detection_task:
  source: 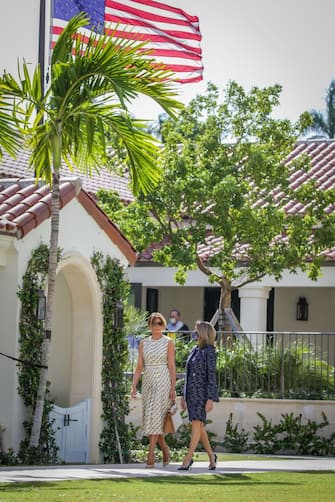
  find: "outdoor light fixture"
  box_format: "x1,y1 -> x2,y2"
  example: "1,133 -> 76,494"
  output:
36,289 -> 46,321
114,300 -> 124,329
296,297 -> 308,321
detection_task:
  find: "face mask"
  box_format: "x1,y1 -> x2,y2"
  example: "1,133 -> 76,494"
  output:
169,317 -> 177,325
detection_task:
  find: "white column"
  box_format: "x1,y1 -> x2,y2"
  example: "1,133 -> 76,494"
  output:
238,286 -> 271,346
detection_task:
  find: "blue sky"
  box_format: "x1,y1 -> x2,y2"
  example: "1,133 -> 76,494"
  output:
130,0 -> 335,123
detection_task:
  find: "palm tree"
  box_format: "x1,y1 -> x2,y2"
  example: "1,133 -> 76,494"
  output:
0,13 -> 183,448
0,93 -> 22,159
305,79 -> 335,138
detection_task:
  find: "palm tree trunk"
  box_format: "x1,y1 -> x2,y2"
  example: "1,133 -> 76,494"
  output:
29,136 -> 61,447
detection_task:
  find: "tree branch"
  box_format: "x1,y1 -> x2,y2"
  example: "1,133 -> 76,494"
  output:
235,272 -> 267,289
196,254 -> 214,277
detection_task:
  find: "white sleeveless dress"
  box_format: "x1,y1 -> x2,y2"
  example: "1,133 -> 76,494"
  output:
142,335 -> 171,435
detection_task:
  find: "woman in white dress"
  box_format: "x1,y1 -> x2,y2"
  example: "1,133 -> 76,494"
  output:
131,312 -> 176,467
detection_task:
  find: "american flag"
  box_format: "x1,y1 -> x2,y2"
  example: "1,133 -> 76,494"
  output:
52,0 -> 203,84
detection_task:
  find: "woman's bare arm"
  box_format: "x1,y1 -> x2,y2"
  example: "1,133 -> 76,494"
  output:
167,339 -> 176,401
131,340 -> 144,398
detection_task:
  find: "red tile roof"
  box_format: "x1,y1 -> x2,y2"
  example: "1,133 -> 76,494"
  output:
0,179 -> 79,238
0,179 -> 136,264
0,150 -> 134,202
1,140 -> 335,264
137,139 -> 335,264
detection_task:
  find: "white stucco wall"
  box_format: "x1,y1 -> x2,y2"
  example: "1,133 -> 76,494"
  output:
48,271 -> 73,407
0,195 -> 131,455
274,287 -> 335,332
143,286 -> 203,330
127,265 -> 335,288
0,240 -> 21,452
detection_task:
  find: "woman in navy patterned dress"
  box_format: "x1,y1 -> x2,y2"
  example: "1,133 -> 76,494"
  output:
178,321 -> 219,471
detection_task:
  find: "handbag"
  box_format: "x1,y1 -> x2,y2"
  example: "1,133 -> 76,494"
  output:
163,401 -> 182,434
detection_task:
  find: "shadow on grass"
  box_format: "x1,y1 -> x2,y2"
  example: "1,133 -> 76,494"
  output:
0,474 -> 292,492
0,471 -> 334,493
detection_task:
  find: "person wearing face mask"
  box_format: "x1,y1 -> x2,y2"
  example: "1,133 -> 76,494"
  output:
167,309 -> 189,339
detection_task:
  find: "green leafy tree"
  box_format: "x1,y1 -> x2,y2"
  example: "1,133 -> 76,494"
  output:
99,82 -> 335,330
0,13 -> 182,448
304,79 -> 335,138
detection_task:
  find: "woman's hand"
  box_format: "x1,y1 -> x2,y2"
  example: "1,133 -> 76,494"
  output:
130,384 -> 137,398
180,396 -> 187,411
205,399 -> 214,413
169,388 -> 176,401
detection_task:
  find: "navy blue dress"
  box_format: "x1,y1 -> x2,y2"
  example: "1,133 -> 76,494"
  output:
183,345 -> 219,422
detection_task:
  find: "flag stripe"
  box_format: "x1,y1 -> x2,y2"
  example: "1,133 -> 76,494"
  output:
104,28 -> 202,54
122,0 -> 200,23
51,0 -> 203,83
105,0 -> 200,32
105,14 -> 201,41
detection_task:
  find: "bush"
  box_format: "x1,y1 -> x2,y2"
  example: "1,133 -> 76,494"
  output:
223,413 -> 249,452
252,411 -> 335,456
216,340 -> 335,400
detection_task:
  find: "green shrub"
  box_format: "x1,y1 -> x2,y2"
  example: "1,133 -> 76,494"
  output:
223,413 -> 249,452
252,411 -> 335,456
217,340 -> 335,400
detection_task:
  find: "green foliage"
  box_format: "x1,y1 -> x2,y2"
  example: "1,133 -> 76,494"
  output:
223,413 -> 249,453
252,412 -> 335,456
0,449 -> 18,466
252,413 -> 282,454
17,245 -> 49,405
124,305 -> 149,338
0,91 -> 22,158
99,81 -> 335,303
216,340 -> 335,400
91,251 -> 131,463
304,79 -> 335,139
15,244 -> 60,464
18,394 -> 59,465
175,339 -> 196,373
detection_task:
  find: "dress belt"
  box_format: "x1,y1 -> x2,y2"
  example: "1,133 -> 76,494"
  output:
146,363 -> 168,367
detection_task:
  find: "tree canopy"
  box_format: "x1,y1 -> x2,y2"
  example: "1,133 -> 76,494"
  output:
99,82 -> 335,311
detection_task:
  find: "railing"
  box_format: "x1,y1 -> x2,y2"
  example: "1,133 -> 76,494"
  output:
127,331 -> 335,400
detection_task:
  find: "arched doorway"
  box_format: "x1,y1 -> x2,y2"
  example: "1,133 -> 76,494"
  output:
48,254 -> 103,463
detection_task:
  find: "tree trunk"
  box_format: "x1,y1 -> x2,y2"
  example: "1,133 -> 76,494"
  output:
217,278 -> 232,346
29,137 -> 61,448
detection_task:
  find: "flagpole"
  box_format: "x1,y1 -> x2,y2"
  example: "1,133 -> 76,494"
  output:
38,0 -> 46,96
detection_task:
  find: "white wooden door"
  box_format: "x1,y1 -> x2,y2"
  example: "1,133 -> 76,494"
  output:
51,399 -> 90,463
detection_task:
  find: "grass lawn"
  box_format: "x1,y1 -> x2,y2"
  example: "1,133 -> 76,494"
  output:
0,472 -> 334,501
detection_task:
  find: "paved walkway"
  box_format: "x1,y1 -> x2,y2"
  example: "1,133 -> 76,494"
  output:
0,457 -> 334,483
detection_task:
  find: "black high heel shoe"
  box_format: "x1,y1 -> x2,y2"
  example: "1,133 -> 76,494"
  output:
177,459 -> 193,471
208,453 -> 217,471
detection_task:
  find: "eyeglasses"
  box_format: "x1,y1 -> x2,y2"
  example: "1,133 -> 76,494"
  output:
151,321 -> 163,326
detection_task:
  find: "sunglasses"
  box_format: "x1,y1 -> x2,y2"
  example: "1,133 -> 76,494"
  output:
151,321 -> 163,326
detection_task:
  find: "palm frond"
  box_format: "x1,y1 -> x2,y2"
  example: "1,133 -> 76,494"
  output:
304,110 -> 329,139
51,12 -> 90,66
0,98 -> 22,157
